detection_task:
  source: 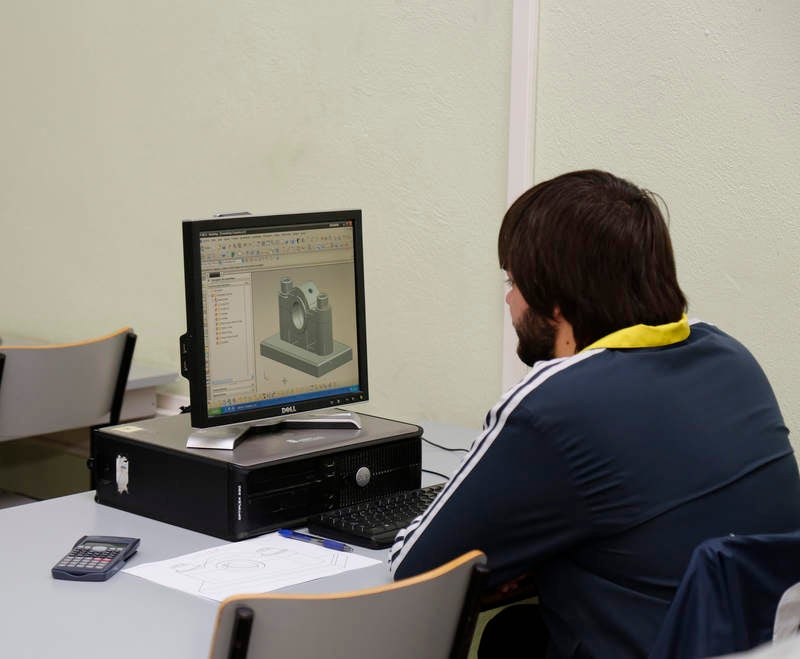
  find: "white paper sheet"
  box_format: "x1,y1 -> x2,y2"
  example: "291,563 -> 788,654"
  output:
123,533 -> 382,602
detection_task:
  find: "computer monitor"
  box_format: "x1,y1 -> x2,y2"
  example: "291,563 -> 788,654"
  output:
180,210 -> 368,447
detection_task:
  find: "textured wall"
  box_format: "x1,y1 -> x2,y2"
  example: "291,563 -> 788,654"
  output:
533,1 -> 800,447
0,1 -> 511,430
2,1 -> 797,441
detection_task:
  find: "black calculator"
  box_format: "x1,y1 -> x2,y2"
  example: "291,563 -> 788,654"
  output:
51,535 -> 140,582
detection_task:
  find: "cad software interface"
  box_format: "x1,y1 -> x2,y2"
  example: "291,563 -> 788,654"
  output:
199,219 -> 360,418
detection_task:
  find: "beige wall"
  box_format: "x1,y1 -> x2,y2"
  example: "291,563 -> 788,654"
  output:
1,1 -> 798,444
0,1 -> 512,430
532,1 -> 800,446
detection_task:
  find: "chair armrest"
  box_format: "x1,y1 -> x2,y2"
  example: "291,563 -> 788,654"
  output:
480,571 -> 539,610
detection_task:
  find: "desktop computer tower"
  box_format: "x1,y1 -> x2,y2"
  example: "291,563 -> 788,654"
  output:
90,412 -> 422,541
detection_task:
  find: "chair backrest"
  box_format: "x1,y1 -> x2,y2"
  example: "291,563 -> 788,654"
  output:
208,549 -> 489,659
0,327 -> 136,441
773,581 -> 800,642
649,530 -> 800,659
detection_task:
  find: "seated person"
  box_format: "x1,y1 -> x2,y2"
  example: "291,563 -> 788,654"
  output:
388,170 -> 800,658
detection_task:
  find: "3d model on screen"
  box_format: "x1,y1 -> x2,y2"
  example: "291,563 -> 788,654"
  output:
260,277 -> 353,377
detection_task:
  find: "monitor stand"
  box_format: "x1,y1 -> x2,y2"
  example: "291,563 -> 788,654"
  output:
185,410 -> 362,450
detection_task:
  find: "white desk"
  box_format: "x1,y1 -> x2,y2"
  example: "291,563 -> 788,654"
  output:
120,362 -> 180,420
0,422 -> 475,659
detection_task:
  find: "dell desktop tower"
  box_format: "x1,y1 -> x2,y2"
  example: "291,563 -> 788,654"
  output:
90,412 -> 422,541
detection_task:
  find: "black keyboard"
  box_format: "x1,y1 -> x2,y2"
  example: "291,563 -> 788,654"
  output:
307,483 -> 444,549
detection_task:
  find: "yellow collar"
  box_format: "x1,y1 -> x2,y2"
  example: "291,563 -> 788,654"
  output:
581,314 -> 690,352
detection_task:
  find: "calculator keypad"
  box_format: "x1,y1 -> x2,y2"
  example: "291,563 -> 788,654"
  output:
56,544 -> 123,572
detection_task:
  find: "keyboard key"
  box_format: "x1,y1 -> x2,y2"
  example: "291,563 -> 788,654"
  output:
307,483 -> 444,549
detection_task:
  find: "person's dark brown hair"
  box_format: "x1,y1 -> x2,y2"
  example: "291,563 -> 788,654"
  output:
498,169 -> 687,350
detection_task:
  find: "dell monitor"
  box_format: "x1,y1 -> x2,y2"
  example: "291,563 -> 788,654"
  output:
180,210 -> 368,448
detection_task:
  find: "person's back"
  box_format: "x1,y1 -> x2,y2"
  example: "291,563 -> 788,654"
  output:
524,320 -> 800,656
387,170 -> 800,658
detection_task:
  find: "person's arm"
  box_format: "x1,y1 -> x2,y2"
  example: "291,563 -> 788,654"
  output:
389,403 -> 593,589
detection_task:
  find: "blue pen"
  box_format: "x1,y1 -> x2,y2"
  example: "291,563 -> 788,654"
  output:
278,529 -> 354,552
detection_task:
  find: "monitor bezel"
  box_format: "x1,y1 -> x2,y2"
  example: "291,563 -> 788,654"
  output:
181,209 -> 368,430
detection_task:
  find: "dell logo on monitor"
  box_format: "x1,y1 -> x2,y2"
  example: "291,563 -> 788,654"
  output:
281,406 -> 297,415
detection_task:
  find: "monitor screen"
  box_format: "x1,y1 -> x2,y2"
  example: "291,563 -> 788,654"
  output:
180,210 -> 368,431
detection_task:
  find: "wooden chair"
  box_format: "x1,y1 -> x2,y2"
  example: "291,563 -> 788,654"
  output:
0,327 -> 136,441
208,549 -> 489,659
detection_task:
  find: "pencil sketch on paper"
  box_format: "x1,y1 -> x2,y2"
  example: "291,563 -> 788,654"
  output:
123,533 -> 381,602
170,543 -> 349,598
